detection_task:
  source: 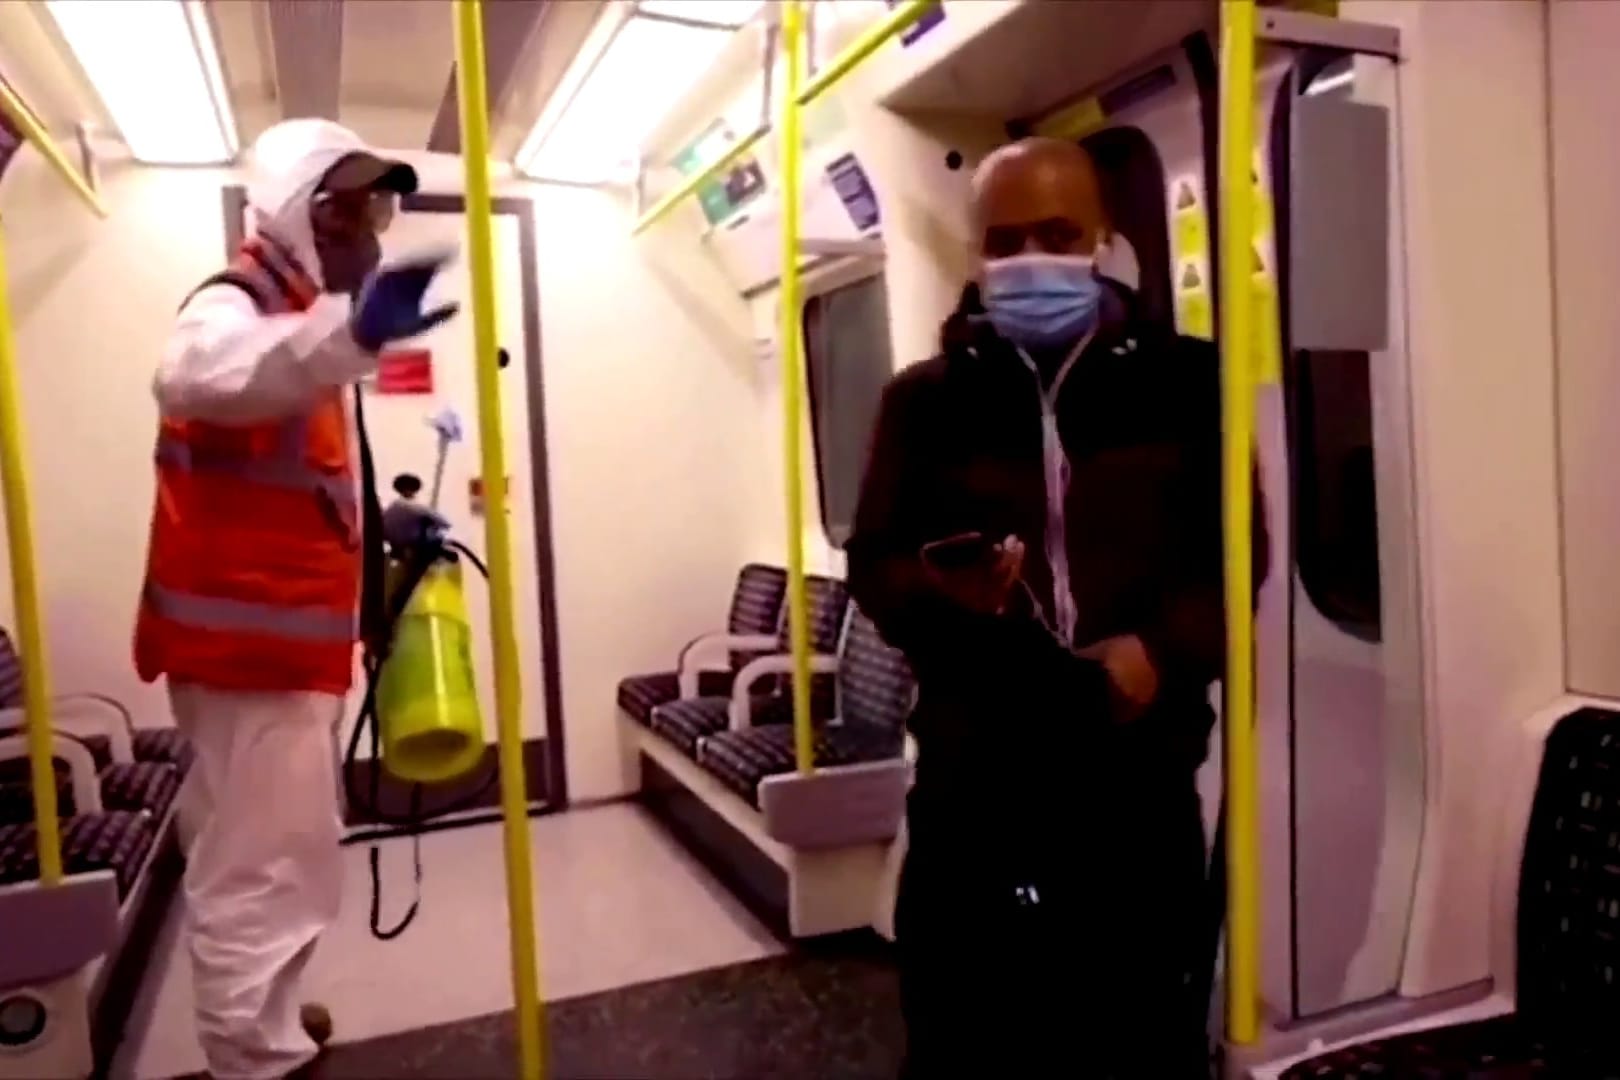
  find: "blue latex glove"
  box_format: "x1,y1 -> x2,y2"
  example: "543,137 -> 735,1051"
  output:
350,254 -> 460,353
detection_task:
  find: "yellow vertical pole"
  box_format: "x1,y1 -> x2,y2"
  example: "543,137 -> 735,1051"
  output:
451,3 -> 545,1077
1218,0 -> 1260,1046
0,227 -> 63,886
778,0 -> 813,774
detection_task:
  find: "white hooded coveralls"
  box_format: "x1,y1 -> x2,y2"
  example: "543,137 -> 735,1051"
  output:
156,119 -> 386,1080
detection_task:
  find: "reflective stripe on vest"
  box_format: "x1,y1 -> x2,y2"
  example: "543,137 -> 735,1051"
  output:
144,583 -> 354,642
135,235 -> 358,692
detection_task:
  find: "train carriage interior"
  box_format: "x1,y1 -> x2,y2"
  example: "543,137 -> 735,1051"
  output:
0,0 -> 1618,1077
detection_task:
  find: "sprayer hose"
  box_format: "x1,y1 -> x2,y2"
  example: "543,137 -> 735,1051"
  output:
344,540 -> 501,939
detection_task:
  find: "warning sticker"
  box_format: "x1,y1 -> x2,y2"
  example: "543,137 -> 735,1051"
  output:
1252,192 -> 1273,243
1176,212 -> 1207,262
1038,95 -> 1105,141
1167,172 -> 1213,341
1253,277 -> 1282,385
1180,292 -> 1214,342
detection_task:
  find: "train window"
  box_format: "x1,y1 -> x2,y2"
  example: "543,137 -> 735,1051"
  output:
1289,349 -> 1381,640
803,274 -> 894,547
1079,126 -> 1173,327
1279,58 -> 1383,643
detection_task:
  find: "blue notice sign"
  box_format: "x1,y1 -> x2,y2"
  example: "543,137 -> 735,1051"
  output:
0,81 -> 22,181
887,0 -> 945,46
826,153 -> 880,232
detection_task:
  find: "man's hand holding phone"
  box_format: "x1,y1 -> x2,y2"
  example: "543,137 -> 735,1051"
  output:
919,532 -> 1025,615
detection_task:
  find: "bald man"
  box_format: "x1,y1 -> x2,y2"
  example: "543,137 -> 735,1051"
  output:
848,138 -> 1266,1076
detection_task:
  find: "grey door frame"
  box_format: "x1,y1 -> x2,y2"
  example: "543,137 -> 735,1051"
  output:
221,186 -> 571,810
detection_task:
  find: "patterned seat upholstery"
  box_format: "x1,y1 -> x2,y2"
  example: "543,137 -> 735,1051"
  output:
698,610 -> 912,808
0,630 -> 20,712
618,671 -> 734,727
0,810 -> 157,898
30,728 -> 194,773
0,627 -> 192,771
700,723 -> 905,809
616,564 -> 788,726
0,764 -> 68,825
649,694 -> 794,759
1282,707 -> 1620,1079
765,575 -> 850,718
0,758 -> 182,822
132,728 -> 193,769
835,613 -> 917,735
100,761 -> 182,818
650,697 -> 731,756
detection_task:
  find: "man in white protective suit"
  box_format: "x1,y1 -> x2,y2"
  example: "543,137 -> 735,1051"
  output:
133,118 -> 458,1079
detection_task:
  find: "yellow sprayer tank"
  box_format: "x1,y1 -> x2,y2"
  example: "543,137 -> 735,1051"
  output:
375,557 -> 486,784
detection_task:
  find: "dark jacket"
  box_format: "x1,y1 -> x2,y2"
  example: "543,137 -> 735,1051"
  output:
847,281 -> 1268,831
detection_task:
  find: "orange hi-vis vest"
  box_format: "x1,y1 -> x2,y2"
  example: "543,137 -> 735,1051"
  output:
134,237 -> 361,694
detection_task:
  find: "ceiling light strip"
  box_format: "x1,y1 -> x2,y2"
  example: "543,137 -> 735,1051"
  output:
182,0 -> 238,155
45,0 -> 238,166
516,2 -> 752,184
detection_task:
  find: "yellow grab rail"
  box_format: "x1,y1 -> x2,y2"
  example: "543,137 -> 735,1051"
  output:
796,0 -> 932,107
0,54 -> 110,889
0,80 -> 106,218
0,226 -> 63,886
1217,0 -> 1260,1046
451,3 -> 545,1077
631,126 -> 766,237
776,0 -> 814,774
631,0 -> 931,236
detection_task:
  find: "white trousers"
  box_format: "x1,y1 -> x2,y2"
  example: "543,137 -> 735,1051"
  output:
169,682 -> 345,1080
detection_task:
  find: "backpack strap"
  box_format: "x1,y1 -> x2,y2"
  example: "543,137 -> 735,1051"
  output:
179,236 -> 317,315
180,269 -> 276,315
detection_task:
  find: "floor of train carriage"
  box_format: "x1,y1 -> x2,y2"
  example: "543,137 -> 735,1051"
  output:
114,803 -> 904,1080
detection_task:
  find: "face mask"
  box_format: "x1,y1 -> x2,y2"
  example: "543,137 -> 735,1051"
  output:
981,253 -> 1102,349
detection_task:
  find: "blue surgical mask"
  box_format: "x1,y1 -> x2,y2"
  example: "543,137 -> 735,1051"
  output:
981,253 -> 1102,349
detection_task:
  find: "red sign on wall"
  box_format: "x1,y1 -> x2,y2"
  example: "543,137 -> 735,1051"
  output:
376,349 -> 434,394
468,475 -> 510,517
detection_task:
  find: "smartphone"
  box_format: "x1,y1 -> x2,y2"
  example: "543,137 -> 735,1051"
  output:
920,531 -> 1001,572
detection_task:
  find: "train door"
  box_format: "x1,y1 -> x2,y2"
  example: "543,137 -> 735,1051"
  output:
1076,47 -> 1209,341
1255,41 -> 1419,1020
1055,37 -> 1232,1014
353,201 -> 560,810
1064,28 -> 1416,1027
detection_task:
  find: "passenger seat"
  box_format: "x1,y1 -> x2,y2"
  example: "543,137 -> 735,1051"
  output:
697,609 -> 913,807
1280,707 -> 1620,1078
0,629 -> 191,769
0,811 -> 157,900
616,563 -> 788,726
648,574 -> 849,758
0,629 -> 189,828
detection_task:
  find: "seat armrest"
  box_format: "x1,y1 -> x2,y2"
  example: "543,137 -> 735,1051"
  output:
730,654 -> 840,730
677,633 -> 780,698
0,732 -> 103,814
0,698 -> 134,763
